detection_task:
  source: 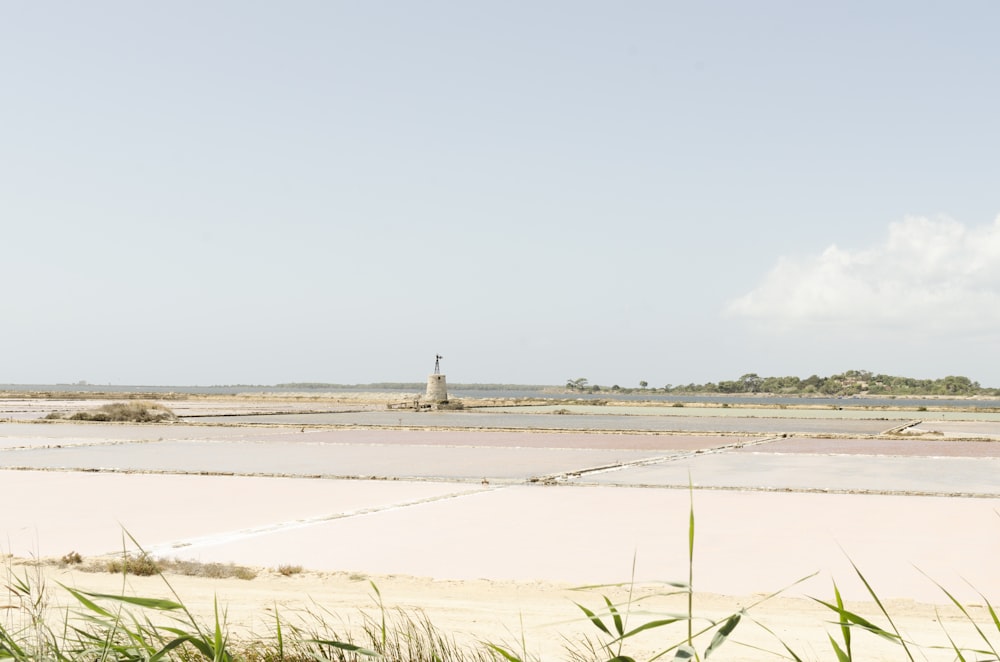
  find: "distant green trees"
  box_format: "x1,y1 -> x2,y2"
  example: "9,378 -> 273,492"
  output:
563,371 -> 995,396
662,370 -> 995,397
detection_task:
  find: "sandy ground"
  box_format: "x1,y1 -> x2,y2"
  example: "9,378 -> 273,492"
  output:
8,561 -> 992,661
3,395 -> 1000,660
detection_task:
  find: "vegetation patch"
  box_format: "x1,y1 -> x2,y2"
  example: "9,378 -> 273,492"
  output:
104,552 -> 161,576
70,555 -> 258,580
567,369 -> 1000,396
163,558 -> 259,580
46,401 -> 178,423
59,551 -> 83,566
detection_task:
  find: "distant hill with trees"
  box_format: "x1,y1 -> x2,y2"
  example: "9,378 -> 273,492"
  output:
567,370 -> 999,397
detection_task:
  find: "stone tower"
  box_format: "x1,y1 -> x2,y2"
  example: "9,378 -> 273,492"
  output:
425,354 -> 448,403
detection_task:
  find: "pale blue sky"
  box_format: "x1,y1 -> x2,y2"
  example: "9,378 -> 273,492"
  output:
3,2 -> 999,387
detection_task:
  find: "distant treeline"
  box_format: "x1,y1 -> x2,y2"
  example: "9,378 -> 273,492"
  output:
275,382 -> 545,391
568,370 -> 999,396
277,372 -> 998,397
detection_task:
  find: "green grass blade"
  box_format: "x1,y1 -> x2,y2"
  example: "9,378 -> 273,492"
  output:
746,616 -> 806,662
7,572 -> 31,597
621,551 -> 638,649
703,611 -> 741,658
810,598 -> 901,643
574,602 -> 612,637
847,559 -> 915,661
739,572 -> 819,613
518,610 -> 528,662
149,636 -> 195,662
370,580 -> 387,650
919,569 -> 999,659
184,636 -> 215,659
212,596 -> 228,662
120,526 -> 215,648
72,589 -> 183,611
672,644 -> 696,660
834,582 -> 851,659
0,627 -> 28,661
59,585 -> 115,618
827,634 -> 850,662
306,638 -> 381,657
984,598 -> 1000,634
604,596 -> 624,637
649,615 -> 746,662
119,612 -> 157,654
158,626 -> 190,637
936,613 -> 968,662
687,477 -> 695,648
485,642 -> 523,662
274,603 -> 284,661
617,618 -> 684,641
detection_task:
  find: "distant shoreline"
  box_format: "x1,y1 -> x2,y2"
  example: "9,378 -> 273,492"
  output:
1,383 -> 997,397
4,385 -> 1000,413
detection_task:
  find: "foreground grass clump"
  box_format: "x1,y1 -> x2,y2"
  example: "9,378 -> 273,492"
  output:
46,401 -> 177,422
2,558 -> 492,662
5,509 -> 1000,662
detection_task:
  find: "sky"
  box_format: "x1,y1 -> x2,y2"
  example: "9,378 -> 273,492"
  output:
2,2 -> 999,387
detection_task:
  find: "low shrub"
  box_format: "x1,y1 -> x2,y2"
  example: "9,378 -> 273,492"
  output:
166,559 -> 258,580
106,552 -> 160,576
60,551 -> 82,565
68,401 -> 177,423
85,556 -> 258,580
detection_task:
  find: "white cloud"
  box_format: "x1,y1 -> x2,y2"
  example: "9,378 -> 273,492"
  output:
726,215 -> 1000,335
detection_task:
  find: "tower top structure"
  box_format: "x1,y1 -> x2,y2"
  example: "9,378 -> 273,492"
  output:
426,354 -> 448,403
